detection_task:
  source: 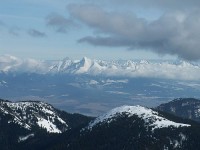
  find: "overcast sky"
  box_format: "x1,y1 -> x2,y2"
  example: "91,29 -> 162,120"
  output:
0,0 -> 200,60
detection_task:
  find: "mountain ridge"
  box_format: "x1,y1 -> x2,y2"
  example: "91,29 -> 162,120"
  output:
156,98 -> 200,123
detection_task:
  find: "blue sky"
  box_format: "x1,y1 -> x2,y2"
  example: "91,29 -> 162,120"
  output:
0,0 -> 200,60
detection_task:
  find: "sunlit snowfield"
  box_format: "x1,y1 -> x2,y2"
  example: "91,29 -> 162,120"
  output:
1,55 -> 200,116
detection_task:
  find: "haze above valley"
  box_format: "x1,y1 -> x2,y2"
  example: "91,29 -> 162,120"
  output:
0,55 -> 200,116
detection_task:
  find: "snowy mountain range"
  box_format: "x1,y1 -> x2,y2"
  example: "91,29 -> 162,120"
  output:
1,55 -> 200,80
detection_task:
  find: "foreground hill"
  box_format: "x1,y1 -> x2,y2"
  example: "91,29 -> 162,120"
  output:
46,105 -> 200,150
0,99 -> 92,150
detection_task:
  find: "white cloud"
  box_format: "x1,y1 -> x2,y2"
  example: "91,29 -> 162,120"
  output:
66,4 -> 200,61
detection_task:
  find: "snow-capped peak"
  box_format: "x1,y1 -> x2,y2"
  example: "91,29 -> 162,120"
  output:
87,105 -> 190,131
76,57 -> 93,74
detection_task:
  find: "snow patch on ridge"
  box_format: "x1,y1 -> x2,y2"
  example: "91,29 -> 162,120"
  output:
18,133 -> 34,142
37,118 -> 61,133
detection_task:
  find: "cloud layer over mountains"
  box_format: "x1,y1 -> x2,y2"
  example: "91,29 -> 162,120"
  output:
1,55 -> 200,81
67,4 -> 200,60
2,0 -> 200,60
44,0 -> 200,60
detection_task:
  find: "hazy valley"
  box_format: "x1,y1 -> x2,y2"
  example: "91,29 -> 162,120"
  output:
1,55 -> 200,116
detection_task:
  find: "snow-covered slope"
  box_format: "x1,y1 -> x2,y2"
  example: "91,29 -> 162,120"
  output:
87,105 -> 190,131
1,55 -> 200,80
0,100 -> 68,133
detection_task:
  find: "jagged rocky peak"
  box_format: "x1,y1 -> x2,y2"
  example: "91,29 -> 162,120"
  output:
75,57 -> 93,74
87,105 -> 190,131
0,100 -> 68,133
80,57 -> 93,66
81,56 -> 91,63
